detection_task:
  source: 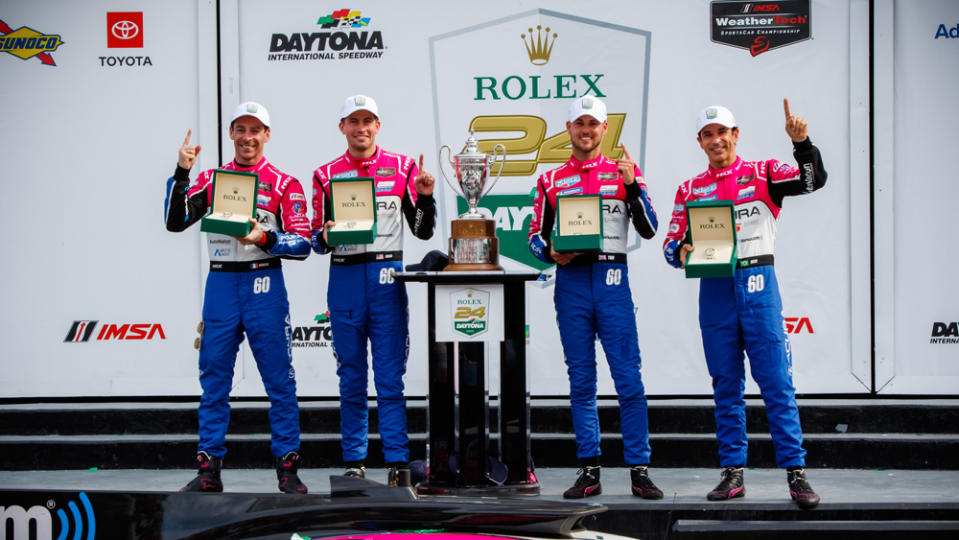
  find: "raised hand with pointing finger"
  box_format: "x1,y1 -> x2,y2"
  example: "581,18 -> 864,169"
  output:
616,146 -> 637,185
783,98 -> 808,143
178,129 -> 202,170
414,154 -> 435,196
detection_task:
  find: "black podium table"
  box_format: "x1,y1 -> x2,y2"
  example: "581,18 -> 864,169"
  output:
394,270 -> 540,495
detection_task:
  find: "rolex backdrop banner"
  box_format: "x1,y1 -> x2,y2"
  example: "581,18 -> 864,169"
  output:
873,0 -> 959,394
2,0 -> 938,399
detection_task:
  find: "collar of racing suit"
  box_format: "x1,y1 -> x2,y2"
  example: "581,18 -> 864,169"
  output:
232,156 -> 267,171
566,154 -> 605,172
343,146 -> 381,169
685,156 -> 744,200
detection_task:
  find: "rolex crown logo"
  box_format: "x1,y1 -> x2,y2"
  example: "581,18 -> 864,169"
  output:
521,25 -> 557,66
577,212 -> 584,219
233,187 -> 239,194
351,194 -> 357,201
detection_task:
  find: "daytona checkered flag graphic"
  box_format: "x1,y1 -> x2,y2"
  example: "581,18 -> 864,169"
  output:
64,320 -> 98,342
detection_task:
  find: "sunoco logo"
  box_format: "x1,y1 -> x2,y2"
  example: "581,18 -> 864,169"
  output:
710,0 -> 811,57
451,289 -> 489,337
268,9 -> 385,62
0,18 -> 63,66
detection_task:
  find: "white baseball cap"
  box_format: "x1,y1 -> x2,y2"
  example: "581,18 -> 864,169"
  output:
696,105 -> 736,134
568,96 -> 607,123
340,94 -> 379,119
231,101 -> 271,128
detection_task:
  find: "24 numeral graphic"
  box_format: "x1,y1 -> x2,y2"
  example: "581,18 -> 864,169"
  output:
468,114 -> 626,176
455,307 -> 486,319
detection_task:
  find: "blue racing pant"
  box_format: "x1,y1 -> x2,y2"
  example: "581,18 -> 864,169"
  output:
328,260 -> 410,464
197,266 -> 300,458
554,262 -> 652,465
699,264 -> 806,468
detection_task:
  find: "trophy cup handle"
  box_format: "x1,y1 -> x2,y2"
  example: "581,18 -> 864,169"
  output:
483,143 -> 507,198
438,145 -> 461,198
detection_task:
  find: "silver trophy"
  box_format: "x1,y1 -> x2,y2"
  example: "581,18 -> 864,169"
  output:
439,132 -> 506,219
438,132 -> 507,270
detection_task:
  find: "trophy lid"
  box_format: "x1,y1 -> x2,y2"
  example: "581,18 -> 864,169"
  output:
457,131 -> 487,159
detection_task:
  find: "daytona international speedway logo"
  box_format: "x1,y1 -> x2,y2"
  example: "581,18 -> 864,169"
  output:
268,8 -> 384,62
0,18 -> 64,65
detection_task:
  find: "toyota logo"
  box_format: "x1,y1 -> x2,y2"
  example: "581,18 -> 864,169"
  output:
111,20 -> 139,40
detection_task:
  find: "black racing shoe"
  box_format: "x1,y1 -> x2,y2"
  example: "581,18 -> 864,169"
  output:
707,466 -> 745,501
387,462 -> 411,487
275,451 -> 308,494
563,466 -> 602,499
787,468 -> 821,509
343,462 -> 366,479
180,451 -> 223,493
630,465 -> 664,499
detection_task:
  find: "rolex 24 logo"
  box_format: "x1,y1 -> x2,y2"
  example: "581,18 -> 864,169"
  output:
451,288 -> 489,337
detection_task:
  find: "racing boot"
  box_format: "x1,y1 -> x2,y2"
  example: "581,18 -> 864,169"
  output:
707,466 -> 745,501
276,451 -> 308,494
563,466 -> 602,499
387,462 -> 411,487
180,451 -> 223,492
787,467 -> 821,509
343,461 -> 366,478
630,465 -> 664,499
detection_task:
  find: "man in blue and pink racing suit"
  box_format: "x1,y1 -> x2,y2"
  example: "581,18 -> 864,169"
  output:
663,100 -> 827,509
166,102 -> 311,494
311,95 -> 436,484
528,96 -> 662,500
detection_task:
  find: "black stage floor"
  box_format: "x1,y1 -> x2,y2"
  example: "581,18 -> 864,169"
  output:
2,468 -> 958,539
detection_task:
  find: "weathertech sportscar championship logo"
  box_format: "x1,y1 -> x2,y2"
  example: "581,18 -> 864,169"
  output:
268,9 -> 384,62
710,0 -> 811,57
0,18 -> 63,65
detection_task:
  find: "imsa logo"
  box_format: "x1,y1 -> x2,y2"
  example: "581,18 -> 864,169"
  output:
784,316 -> 813,334
64,320 -> 166,342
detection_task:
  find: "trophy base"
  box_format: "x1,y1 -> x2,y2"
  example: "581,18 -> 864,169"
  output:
445,219 -> 502,271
